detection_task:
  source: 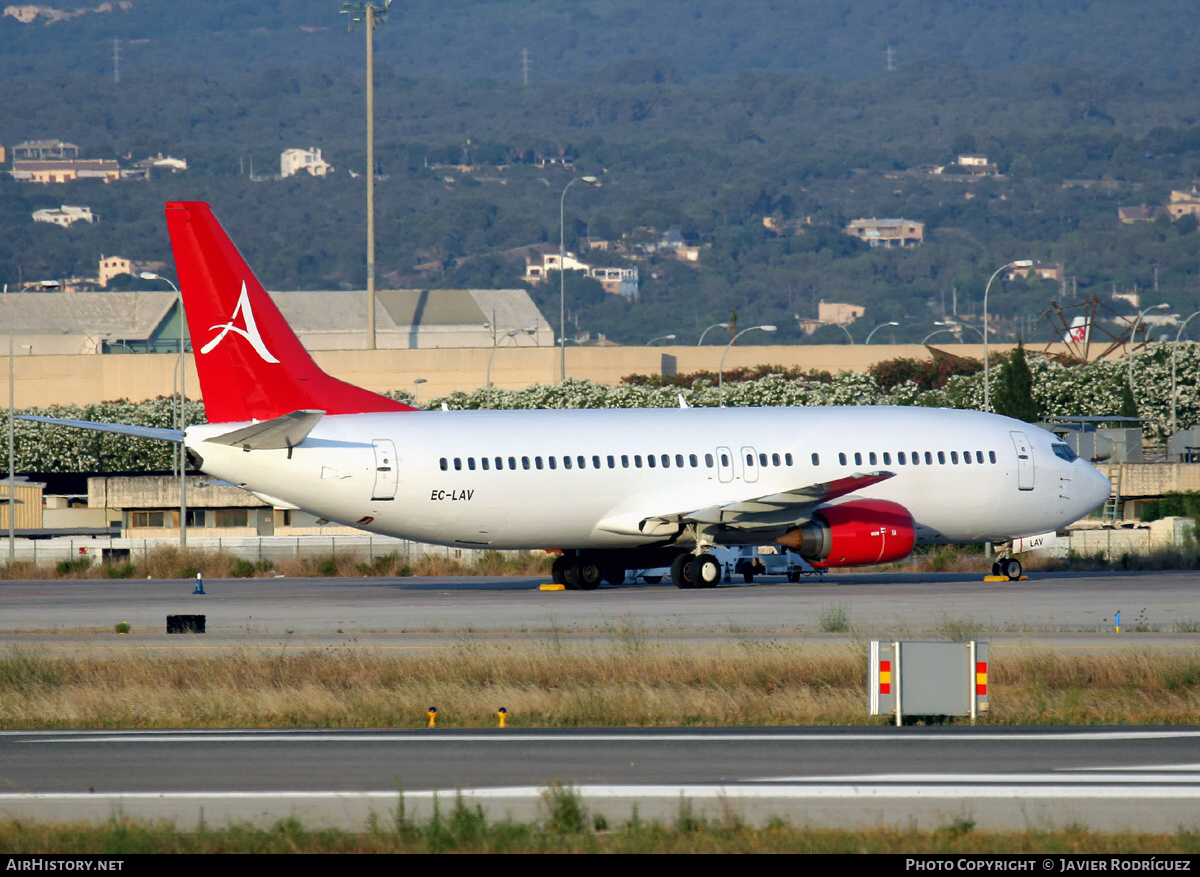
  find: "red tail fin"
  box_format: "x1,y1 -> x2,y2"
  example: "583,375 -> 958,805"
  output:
164,201 -> 414,423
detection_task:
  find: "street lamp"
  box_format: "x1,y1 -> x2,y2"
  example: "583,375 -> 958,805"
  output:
697,323 -> 729,346
719,325 -> 777,406
412,377 -> 427,408
1128,302 -> 1169,409
559,175 -> 600,382
983,259 -> 1033,411
140,271 -> 188,548
342,0 -> 393,350
1171,311 -> 1200,436
937,320 -> 985,342
864,321 -> 899,345
646,334 -> 676,346
835,324 -> 854,344
487,327 -> 536,408
921,327 -> 958,345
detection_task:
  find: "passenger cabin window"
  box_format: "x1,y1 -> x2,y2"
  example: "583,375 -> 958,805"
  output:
535,457 -> 544,470
705,454 -> 714,468
883,452 -> 891,465
772,453 -> 780,466
621,455 -> 630,468
937,452 -> 946,465
924,452 -> 933,465
467,457 -> 476,470
676,454 -> 685,468
989,451 -> 997,463
811,453 -> 819,466
548,457 -> 557,470
689,454 -> 698,467
563,456 -> 571,470
522,456 -> 530,470
454,458 -> 462,471
950,452 -> 958,464
854,452 -> 863,466
439,458 -> 448,471
785,453 -> 793,466
898,452 -> 906,465
869,452 -> 877,465
838,453 -> 847,466
481,458 -> 489,470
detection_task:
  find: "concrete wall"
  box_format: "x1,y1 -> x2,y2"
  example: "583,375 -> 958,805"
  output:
3,342 -> 1061,409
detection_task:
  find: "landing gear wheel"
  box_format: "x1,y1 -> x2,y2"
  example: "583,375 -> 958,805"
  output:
670,554 -> 694,589
742,569 -> 754,583
688,553 -> 721,589
1001,558 -> 1022,581
551,556 -> 571,586
787,570 -> 800,583
571,562 -> 602,590
603,567 -> 625,586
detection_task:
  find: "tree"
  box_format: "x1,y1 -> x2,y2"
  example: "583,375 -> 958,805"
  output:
992,341 -> 1040,422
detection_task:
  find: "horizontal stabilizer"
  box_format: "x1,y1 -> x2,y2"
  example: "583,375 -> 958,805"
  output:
16,416 -> 183,443
205,409 -> 325,451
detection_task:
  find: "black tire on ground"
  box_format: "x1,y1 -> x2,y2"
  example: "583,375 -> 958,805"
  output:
572,562 -> 602,590
787,570 -> 800,583
671,553 -> 693,589
689,554 -> 721,588
1002,557 -> 1023,580
642,575 -> 662,584
551,555 -> 570,585
991,561 -> 1002,577
742,570 -> 754,583
603,568 -> 625,586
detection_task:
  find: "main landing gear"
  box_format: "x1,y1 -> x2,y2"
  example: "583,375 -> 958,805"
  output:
991,557 -> 1023,581
550,555 -> 624,590
670,552 -> 721,589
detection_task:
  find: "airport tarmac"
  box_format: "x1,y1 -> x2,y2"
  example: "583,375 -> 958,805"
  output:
2,569 -> 1198,831
1,568 -> 1197,649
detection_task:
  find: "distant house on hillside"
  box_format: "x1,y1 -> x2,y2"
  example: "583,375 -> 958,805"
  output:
12,159 -> 120,184
525,251 -> 639,298
281,147 -> 333,178
32,205 -> 96,227
12,139 -> 78,160
845,217 -> 924,248
818,301 -> 865,325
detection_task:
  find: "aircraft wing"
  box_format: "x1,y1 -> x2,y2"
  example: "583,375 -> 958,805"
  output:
597,471 -> 896,537
15,416 -> 183,443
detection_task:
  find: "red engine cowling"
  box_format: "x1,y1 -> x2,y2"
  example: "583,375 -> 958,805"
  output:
776,498 -> 916,567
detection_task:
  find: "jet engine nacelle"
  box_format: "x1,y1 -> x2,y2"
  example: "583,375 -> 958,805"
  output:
776,498 -> 916,567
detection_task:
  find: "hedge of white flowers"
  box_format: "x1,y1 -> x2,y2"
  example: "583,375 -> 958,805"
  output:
425,343 -> 1200,444
4,345 -> 1196,473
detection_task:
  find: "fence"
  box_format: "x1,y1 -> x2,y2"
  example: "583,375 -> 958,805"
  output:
1,535 -> 521,567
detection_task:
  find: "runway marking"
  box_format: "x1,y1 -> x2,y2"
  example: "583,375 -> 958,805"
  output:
754,772 -> 1200,784
11,729 -> 1200,744
3,783 -> 1200,804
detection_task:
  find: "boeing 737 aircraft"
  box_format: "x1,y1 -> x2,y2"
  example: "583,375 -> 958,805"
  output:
23,202 -> 1113,589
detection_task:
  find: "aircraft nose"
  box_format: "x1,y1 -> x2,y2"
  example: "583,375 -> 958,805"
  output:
1082,461 -> 1113,513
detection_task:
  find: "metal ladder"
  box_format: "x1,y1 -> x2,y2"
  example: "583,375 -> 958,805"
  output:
1101,463 -> 1122,524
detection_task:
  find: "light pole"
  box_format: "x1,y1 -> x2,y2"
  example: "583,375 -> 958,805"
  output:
864,321 -> 899,344
140,271 -> 188,548
342,0 -> 392,350
487,327 -> 536,408
559,175 -> 599,382
921,328 -> 958,345
1171,311 -> 1200,436
937,320 -> 985,342
697,322 -> 729,346
1127,302 -> 1169,409
983,259 -> 1033,411
835,324 -> 854,344
412,377 -> 427,408
646,334 -> 676,346
719,325 -> 776,406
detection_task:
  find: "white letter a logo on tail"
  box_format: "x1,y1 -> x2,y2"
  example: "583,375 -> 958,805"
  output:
201,281 -> 280,363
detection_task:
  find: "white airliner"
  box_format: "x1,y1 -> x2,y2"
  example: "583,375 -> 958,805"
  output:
24,202 -> 1112,589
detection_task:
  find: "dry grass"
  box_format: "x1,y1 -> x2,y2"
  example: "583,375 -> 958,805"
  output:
0,815 -> 1197,853
2,645 -> 1198,729
0,546 -> 552,581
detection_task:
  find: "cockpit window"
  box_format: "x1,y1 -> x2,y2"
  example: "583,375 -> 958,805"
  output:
1051,443 -> 1077,462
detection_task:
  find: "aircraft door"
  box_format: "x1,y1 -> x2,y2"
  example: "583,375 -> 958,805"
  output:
740,446 -> 759,483
371,439 -> 399,501
716,446 -> 734,483
1010,431 -> 1035,491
